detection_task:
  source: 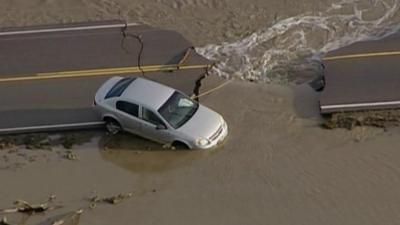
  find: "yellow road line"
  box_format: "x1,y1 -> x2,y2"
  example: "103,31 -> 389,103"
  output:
35,64 -> 185,76
323,51 -> 400,61
0,64 -> 211,82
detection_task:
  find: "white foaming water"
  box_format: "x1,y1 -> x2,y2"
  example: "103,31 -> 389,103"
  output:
197,0 -> 400,83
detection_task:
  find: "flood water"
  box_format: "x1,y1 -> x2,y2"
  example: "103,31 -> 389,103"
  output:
198,0 -> 400,83
97,133 -> 216,173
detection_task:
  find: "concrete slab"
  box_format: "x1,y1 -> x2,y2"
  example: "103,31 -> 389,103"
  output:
320,32 -> 400,113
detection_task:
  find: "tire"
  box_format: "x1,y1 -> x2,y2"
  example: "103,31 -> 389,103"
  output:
172,141 -> 190,150
104,118 -> 122,135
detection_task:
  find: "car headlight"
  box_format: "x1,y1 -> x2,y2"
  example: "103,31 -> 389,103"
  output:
222,120 -> 227,130
195,138 -> 210,147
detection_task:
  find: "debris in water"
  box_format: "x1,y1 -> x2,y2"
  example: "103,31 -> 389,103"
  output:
162,143 -> 175,150
89,203 -> 96,210
64,151 -> 78,161
102,193 -> 132,204
90,193 -> 133,205
51,209 -> 83,225
57,132 -> 96,149
0,132 -> 95,152
52,220 -> 64,225
1,199 -> 61,214
48,194 -> 57,203
322,110 -> 400,130
89,196 -> 100,204
23,134 -> 52,150
0,137 -> 17,150
0,217 -> 10,225
59,135 -> 77,149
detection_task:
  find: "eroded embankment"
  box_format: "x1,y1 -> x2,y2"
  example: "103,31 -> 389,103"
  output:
323,109 -> 400,130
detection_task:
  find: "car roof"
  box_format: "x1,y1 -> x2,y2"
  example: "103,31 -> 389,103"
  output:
121,77 -> 176,110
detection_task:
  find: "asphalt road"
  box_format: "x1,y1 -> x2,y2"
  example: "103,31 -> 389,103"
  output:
0,21 -> 212,134
0,20 -> 209,77
320,31 -> 400,113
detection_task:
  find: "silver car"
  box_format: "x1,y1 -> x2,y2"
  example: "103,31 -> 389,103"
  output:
94,76 -> 228,149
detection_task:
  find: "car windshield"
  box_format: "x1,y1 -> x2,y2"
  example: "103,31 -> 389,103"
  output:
158,91 -> 199,129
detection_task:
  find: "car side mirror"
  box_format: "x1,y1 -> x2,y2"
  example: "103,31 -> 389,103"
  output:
156,124 -> 167,130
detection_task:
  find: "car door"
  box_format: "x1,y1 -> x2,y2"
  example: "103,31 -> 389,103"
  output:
115,100 -> 141,135
140,107 -> 174,143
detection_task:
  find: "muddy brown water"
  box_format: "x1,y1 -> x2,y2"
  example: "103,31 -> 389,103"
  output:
3,1 -> 400,225
97,133 -> 216,173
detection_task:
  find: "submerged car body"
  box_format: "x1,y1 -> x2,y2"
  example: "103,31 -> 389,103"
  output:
94,76 -> 228,149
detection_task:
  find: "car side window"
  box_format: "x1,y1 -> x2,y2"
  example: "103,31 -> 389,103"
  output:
142,107 -> 165,126
116,101 -> 139,117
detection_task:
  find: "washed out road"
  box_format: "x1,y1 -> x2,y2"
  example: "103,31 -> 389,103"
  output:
0,21 -> 212,134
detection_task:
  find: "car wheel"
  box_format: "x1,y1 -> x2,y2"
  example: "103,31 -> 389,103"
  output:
172,141 -> 190,150
105,118 -> 122,135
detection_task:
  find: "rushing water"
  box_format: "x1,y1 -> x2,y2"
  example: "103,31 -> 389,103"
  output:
197,0 -> 400,83
1,0 -> 400,84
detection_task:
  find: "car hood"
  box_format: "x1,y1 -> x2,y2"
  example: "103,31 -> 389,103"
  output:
177,105 -> 222,139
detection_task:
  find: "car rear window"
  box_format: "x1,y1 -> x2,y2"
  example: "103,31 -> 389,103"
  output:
105,77 -> 136,99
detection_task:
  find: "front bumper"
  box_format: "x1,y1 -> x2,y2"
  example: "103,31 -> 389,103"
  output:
196,122 -> 228,150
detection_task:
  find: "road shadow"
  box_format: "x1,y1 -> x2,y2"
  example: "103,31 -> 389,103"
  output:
292,83 -> 322,119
